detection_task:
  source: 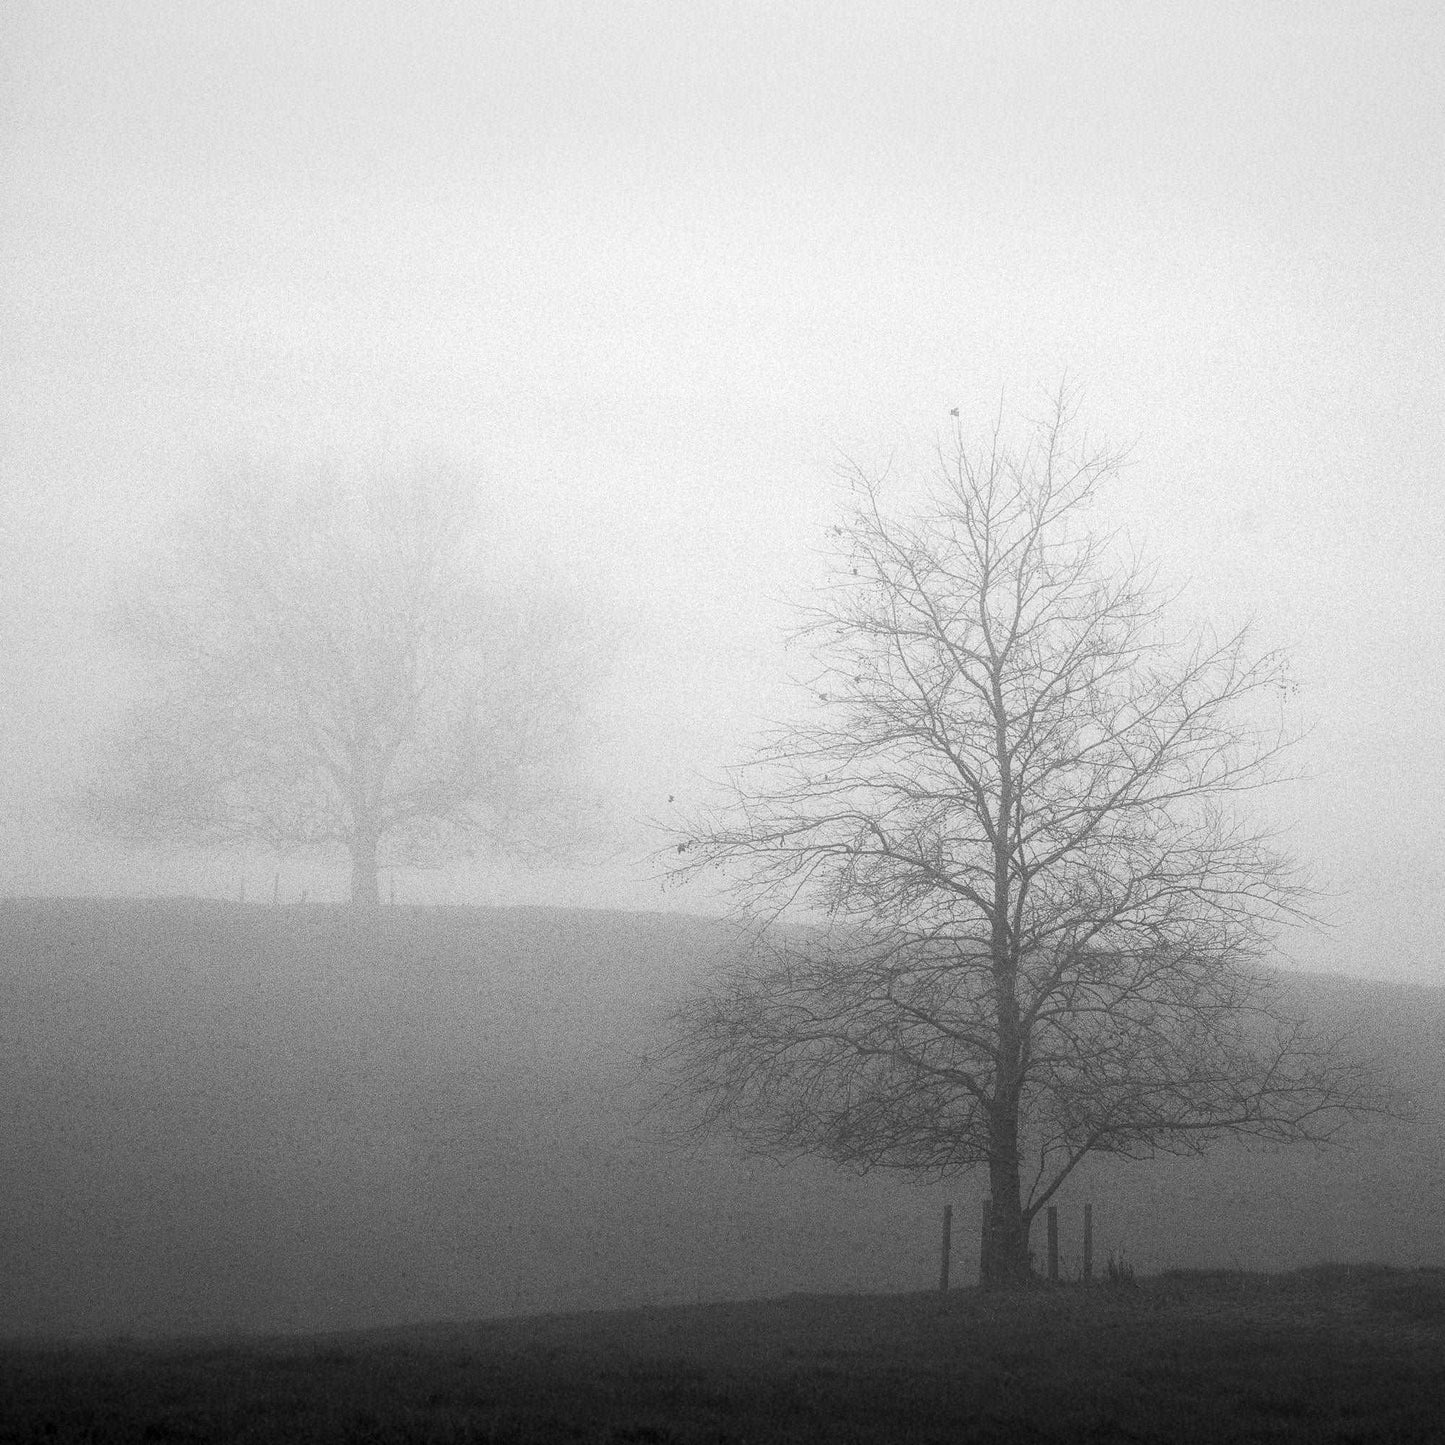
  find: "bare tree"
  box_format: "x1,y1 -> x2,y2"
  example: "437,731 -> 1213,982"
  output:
661,392 -> 1374,1286
90,454 -> 597,905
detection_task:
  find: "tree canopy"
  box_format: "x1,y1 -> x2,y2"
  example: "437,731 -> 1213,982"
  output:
662,394 -> 1375,1284
91,455 -> 596,903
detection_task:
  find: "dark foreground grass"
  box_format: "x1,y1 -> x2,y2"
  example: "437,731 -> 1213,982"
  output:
4,1266 -> 1443,1444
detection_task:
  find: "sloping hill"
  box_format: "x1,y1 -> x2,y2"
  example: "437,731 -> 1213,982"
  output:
2,899 -> 1441,1339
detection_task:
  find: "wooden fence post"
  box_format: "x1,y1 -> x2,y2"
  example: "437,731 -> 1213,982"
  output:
1083,1203 -> 1093,1283
1047,1206 -> 1059,1282
938,1204 -> 952,1293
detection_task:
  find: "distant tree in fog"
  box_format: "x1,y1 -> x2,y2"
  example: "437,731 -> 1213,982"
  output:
660,390 -> 1379,1287
89,455 -> 599,905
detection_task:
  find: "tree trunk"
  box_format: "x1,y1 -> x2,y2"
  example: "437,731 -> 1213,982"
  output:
350,827 -> 380,907
984,929 -> 1032,1285
983,1100 -> 1033,1287
984,682 -> 1032,1288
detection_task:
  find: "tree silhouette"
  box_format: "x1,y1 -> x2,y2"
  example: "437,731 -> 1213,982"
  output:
661,392 -> 1375,1285
91,456 -> 595,904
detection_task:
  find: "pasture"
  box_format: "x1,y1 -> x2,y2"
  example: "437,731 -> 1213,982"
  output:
5,1267 -> 1444,1442
2,899 -> 1443,1342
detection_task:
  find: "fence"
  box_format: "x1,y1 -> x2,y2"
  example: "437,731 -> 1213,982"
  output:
937,1198 -> 1096,1289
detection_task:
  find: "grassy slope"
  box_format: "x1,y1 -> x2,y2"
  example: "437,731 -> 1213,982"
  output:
4,1268 -> 1444,1443
1,899 -> 1442,1340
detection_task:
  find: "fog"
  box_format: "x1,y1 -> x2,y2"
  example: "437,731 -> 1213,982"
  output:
4,902 -> 1443,1339
4,0 -> 1444,983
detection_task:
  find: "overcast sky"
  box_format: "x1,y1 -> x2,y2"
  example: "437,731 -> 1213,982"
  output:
3,2 -> 1443,979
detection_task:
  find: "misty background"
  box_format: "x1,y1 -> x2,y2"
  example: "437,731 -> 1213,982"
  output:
4,3 -> 1443,983
3,3 -> 1445,1344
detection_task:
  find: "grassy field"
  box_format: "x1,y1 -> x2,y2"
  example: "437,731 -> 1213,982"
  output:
4,1266 -> 1444,1443
2,899 -> 1444,1341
